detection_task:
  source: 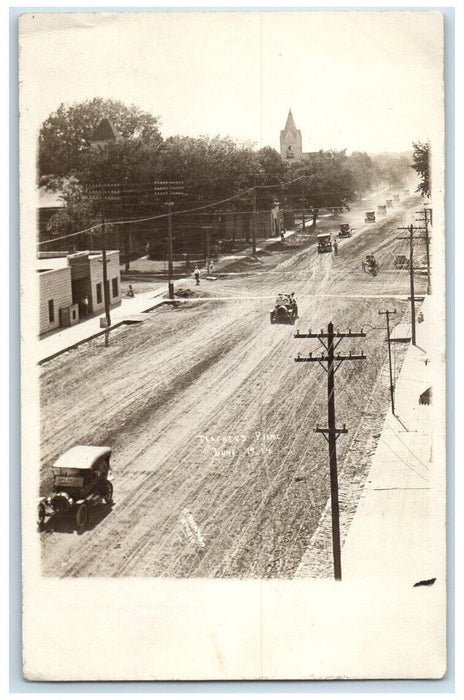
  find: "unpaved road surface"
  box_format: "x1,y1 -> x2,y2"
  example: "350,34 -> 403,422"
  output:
40,196 -> 427,577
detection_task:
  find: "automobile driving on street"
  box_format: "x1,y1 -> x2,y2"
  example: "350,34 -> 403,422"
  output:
38,445 -> 113,531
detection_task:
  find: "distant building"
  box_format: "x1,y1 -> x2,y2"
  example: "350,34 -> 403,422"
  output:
38,250 -> 121,336
280,110 -> 303,161
38,187 -> 65,237
280,110 -> 317,161
89,118 -> 121,149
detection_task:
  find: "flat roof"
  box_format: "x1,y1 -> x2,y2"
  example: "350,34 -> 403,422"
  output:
37,251 -> 119,273
37,257 -> 70,272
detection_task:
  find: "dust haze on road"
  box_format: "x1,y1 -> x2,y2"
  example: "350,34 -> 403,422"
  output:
39,197 -> 426,577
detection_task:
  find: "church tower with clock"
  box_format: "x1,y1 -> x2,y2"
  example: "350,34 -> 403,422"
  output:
280,109 -> 303,161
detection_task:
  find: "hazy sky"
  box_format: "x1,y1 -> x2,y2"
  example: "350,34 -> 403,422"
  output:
20,10 -> 443,154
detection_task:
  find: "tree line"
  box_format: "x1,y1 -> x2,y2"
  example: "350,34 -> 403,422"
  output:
39,98 -> 425,238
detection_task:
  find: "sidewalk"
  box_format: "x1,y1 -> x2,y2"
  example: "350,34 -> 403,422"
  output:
341,294 -> 445,584
38,286 -> 169,364
295,295 -> 445,584
38,229 -> 297,363
322,294 -> 444,586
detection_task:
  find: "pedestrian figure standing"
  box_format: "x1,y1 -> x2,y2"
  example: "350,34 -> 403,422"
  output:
193,266 -> 200,285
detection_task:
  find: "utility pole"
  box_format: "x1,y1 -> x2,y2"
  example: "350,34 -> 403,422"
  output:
252,176 -> 257,255
408,224 -> 416,347
294,322 -> 366,580
397,224 -> 426,346
166,201 -> 174,299
203,225 -> 213,275
100,186 -> 111,347
415,207 -> 432,294
379,309 -> 397,415
301,179 -> 306,231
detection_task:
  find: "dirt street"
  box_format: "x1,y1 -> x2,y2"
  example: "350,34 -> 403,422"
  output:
40,197 -> 427,577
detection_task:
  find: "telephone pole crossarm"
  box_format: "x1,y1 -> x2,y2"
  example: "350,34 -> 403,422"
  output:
315,425 -> 348,443
294,353 -> 366,362
294,330 -> 366,339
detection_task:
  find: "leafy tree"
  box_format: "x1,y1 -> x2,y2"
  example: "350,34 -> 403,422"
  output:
39,98 -> 162,182
154,135 -> 261,209
285,150 -> 355,225
346,152 -> 377,199
45,180 -> 97,238
411,141 -> 431,197
371,152 -> 412,190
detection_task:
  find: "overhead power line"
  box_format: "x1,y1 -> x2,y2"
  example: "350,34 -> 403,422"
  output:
37,174 -> 345,247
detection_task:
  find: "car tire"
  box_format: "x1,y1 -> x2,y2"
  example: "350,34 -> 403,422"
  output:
103,480 -> 113,505
76,503 -> 89,531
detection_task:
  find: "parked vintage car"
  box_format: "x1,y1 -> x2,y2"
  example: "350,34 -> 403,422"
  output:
317,232 -> 333,253
338,223 -> 353,238
377,204 -> 387,215
393,194 -> 400,202
364,211 -> 376,223
37,445 -> 113,531
386,199 -> 393,208
394,254 -> 410,269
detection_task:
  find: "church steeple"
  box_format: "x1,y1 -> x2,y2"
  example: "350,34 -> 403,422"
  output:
283,109 -> 297,134
280,109 -> 303,160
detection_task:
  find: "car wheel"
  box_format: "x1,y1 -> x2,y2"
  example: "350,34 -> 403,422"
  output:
103,480 -> 113,505
37,503 -> 46,529
75,503 -> 89,530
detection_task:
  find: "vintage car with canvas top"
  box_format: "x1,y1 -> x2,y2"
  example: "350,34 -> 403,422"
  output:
317,232 -> 333,253
37,445 -> 113,531
338,223 -> 353,238
364,211 -> 376,223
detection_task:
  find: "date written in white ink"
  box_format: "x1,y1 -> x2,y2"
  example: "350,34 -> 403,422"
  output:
196,432 -> 281,458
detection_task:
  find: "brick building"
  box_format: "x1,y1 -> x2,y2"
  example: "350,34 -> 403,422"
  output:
38,250 -> 121,336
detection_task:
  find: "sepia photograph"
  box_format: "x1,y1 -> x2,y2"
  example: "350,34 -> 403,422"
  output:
19,9 -> 447,681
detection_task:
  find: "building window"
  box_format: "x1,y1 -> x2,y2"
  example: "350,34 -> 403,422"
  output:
48,299 -> 54,323
112,277 -> 119,298
96,282 -> 102,304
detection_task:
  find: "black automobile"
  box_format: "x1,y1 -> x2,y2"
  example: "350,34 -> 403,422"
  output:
38,446 -> 113,531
